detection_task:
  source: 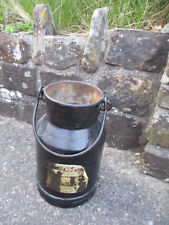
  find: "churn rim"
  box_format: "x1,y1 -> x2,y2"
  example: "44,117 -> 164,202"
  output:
43,80 -> 104,107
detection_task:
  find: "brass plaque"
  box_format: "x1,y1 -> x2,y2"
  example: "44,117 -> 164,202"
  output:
46,163 -> 88,194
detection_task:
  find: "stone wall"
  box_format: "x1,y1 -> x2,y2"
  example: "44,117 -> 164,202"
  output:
0,5 -> 169,159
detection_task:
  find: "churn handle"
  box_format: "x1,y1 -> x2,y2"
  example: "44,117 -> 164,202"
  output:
33,86 -> 44,150
33,86 -> 110,158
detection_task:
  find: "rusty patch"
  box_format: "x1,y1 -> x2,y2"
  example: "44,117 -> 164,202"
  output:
45,81 -> 103,105
46,163 -> 88,194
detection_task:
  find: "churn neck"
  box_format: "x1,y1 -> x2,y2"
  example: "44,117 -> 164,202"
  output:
43,81 -> 104,129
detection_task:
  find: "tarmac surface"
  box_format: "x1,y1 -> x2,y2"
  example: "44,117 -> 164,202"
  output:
0,115 -> 169,225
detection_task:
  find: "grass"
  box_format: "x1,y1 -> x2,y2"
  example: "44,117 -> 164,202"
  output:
0,0 -> 169,33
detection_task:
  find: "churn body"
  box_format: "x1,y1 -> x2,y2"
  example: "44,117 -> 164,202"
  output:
33,81 -> 109,207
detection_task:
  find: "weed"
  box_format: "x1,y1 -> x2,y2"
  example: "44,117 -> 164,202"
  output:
0,0 -> 168,33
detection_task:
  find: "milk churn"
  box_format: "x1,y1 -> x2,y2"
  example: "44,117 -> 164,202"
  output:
33,81 -> 111,207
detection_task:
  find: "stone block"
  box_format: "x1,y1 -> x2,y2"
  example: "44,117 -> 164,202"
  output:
146,107 -> 169,148
164,55 -> 169,77
33,4 -> 57,36
161,72 -> 169,85
44,36 -> 85,69
104,29 -> 169,72
143,143 -> 169,180
0,32 -> 32,64
15,95 -> 45,124
0,88 -> 45,124
105,109 -> 144,150
2,62 -> 36,96
0,100 -> 17,118
0,88 -> 22,118
82,7 -> 108,73
32,36 -> 44,65
98,74 -> 152,116
39,71 -> 83,87
162,23 -> 169,33
0,87 -> 22,103
157,85 -> 169,109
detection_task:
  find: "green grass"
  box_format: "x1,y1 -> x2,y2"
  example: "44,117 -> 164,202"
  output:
0,0 -> 169,33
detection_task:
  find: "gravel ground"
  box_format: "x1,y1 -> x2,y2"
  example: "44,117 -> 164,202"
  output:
0,115 -> 169,225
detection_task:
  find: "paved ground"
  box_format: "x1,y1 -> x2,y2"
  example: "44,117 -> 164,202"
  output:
0,115 -> 169,225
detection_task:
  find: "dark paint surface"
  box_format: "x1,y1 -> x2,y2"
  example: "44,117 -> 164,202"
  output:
34,81 -> 107,207
37,114 -> 102,153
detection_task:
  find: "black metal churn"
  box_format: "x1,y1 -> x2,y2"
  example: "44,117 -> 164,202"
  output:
33,81 -> 111,207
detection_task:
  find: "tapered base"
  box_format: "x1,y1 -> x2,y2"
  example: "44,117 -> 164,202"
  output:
37,182 -> 96,208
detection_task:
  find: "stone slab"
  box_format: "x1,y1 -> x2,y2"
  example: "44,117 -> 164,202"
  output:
2,62 -> 36,96
82,7 -> 108,73
104,29 -> 169,72
98,74 -> 152,116
105,109 -> 144,150
144,143 -> 169,180
0,32 -> 32,64
146,106 -> 169,148
157,84 -> 169,109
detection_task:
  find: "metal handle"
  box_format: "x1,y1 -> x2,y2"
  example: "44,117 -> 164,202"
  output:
33,86 -> 111,158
